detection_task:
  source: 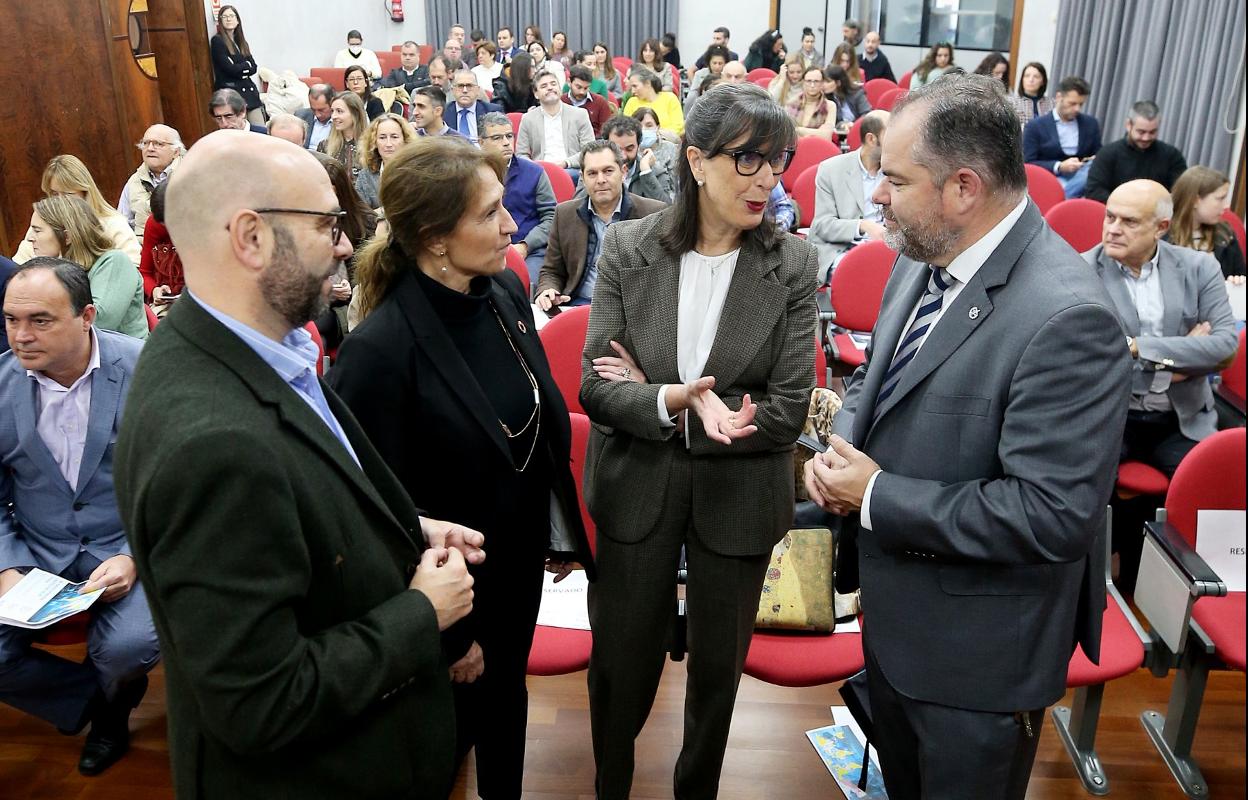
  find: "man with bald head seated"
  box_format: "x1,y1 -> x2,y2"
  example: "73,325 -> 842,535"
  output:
113,130 -> 484,799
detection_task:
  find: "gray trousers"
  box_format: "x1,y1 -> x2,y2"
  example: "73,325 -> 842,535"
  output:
587,453 -> 771,800
0,551 -> 160,731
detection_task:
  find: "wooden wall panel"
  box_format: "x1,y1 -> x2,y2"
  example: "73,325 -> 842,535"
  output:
148,0 -> 216,146
104,0 -> 164,169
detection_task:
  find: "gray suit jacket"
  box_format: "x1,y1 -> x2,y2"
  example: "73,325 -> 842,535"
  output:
516,104 -> 595,169
1086,240 -> 1238,442
580,209 -> 819,556
0,329 -> 143,573
807,150 -> 873,280
835,202 -> 1131,712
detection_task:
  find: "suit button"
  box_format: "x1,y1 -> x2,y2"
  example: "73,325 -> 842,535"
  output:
73,502 -> 85,511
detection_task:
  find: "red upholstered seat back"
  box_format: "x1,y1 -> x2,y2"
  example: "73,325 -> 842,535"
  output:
864,78 -> 899,108
1164,428 -> 1246,547
829,240 -> 896,333
568,412 -> 596,552
538,161 -> 576,203
788,137 -> 839,192
791,165 -> 819,228
504,246 -> 531,297
1222,328 -> 1246,401
874,87 -> 906,111
537,305 -> 591,415
1045,198 -> 1107,254
1221,208 -> 1247,261
1024,163 -> 1066,215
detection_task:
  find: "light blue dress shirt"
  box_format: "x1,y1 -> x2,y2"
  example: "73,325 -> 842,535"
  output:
1053,108 -> 1079,156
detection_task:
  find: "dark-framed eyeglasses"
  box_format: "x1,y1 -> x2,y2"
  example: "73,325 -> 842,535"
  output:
249,208 -> 348,245
721,148 -> 796,176
482,131 -> 514,142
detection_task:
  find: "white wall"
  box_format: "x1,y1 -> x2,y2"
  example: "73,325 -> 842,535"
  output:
1014,0 -> 1060,79
676,3 -> 770,66
202,0 -> 428,76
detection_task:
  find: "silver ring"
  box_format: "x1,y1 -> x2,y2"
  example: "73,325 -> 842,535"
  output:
621,367 -> 632,379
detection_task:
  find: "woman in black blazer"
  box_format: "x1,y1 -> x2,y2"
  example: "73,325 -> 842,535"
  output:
328,136 -> 594,800
209,5 -> 264,125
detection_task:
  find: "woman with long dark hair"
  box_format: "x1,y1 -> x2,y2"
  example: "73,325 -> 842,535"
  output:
592,42 -> 622,96
974,51 -> 1010,89
1009,61 -> 1053,126
492,52 -> 539,113
581,82 -> 816,799
913,41 -> 955,87
636,38 -> 673,92
210,5 -> 264,125
343,64 -> 401,121
744,29 -> 786,72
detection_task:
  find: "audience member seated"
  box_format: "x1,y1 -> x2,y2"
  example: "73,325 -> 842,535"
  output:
534,141 -> 665,312
528,40 -> 566,87
622,67 -> 684,135
1009,62 -> 1053,127
445,68 -> 501,144
267,113 -> 307,147
310,151 -> 376,353
412,86 -> 462,138
686,73 -> 724,118
550,30 -> 573,69
479,112 -> 556,281
296,84 -> 334,150
1023,75 -> 1101,198
796,27 -> 822,70
442,38 -> 464,67
768,53 -> 806,104
690,26 -> 738,80
563,65 -> 610,136
0,259 -> 159,776
13,156 -> 141,269
684,44 -> 730,111
912,41 -> 955,87
1086,179 -> 1237,477
118,125 -> 183,244
516,71 -> 594,173
344,65 -> 401,121
524,25 -> 543,47
829,43 -> 865,87
209,88 -> 266,133
744,29 -> 786,73
1169,166 -> 1246,281
355,113 -> 417,209
381,40 -> 430,93
209,5 -> 264,126
636,38 -> 674,92
137,182 -> 183,316
787,66 -> 837,140
858,31 -> 895,83
974,52 -> 1010,88
823,65 -> 871,127
333,29 -> 382,80
469,29 -> 486,50
591,42 -> 623,96
768,181 -> 797,232
471,41 -> 503,92
1086,101 -> 1187,202
595,114 -> 676,204
25,197 -> 147,339
448,23 -> 466,45
317,90 -> 367,178
0,256 -> 13,352
661,32 -> 681,69
426,54 -> 452,91
569,50 -> 609,99
841,19 -> 862,46
493,52 -> 539,113
808,110 -> 889,281
497,26 -> 521,61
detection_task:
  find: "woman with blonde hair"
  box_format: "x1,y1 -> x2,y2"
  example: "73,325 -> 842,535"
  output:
330,136 -> 593,798
1169,166 -> 1245,281
317,91 -> 368,179
354,112 -> 416,209
786,65 -> 837,139
768,51 -> 807,104
12,155 -> 140,266
25,194 -> 147,338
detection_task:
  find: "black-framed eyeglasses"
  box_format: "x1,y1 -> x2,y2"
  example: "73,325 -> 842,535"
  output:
250,208 -> 347,245
721,148 -> 796,176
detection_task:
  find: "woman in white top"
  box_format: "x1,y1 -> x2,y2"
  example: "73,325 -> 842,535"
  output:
578,82 -> 816,799
527,40 -> 565,86
471,41 -> 504,93
12,155 -> 140,267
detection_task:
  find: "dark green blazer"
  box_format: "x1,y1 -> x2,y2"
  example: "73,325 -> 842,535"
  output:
115,296 -> 455,799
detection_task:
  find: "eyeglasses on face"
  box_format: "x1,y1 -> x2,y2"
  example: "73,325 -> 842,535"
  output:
720,148 -> 796,176
453,82 -> 477,90
137,139 -> 175,149
246,208 -> 348,246
482,132 -> 514,142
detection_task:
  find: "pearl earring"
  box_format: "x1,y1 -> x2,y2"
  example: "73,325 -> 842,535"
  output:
696,179 -> 705,187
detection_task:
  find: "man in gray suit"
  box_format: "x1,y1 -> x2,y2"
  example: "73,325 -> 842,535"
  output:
807,110 -> 889,282
805,74 -> 1131,799
1086,179 -> 1238,474
516,71 -> 595,175
0,259 -> 158,776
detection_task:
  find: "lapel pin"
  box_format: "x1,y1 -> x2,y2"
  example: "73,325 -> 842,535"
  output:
968,306 -> 980,320
517,320 -> 527,334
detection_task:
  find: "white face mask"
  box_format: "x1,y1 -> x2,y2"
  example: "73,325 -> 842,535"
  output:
349,45 -> 362,56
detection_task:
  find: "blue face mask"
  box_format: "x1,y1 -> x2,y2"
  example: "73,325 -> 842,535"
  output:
639,129 -> 658,148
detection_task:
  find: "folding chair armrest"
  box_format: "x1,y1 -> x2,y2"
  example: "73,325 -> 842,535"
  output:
1143,521 -> 1227,599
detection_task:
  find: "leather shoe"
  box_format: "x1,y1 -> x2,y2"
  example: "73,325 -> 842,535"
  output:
77,676 -> 148,776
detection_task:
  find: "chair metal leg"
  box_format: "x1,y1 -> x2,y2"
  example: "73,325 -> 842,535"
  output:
1051,684 -> 1111,795
1141,641 -> 1212,798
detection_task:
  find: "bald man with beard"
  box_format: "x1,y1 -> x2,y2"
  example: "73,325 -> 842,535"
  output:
113,130 -> 484,799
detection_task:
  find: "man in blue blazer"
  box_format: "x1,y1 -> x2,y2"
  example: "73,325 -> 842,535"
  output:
443,67 -> 502,143
0,254 -> 16,352
1023,75 -> 1102,199
0,258 -> 158,776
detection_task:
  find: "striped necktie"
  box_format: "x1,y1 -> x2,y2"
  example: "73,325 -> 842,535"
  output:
874,265 -> 952,419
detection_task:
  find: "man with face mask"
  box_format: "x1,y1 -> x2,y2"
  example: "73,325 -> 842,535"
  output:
591,115 -> 675,204
333,29 -> 382,80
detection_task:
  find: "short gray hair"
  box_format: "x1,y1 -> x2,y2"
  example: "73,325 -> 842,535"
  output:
268,113 -> 308,137
580,139 -> 625,168
1128,100 -> 1160,123
478,111 -> 511,137
1154,194 -> 1174,221
209,88 -> 246,114
892,72 -> 1027,196
629,65 -> 661,93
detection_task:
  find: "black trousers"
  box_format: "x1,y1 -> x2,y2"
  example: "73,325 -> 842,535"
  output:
863,638 -> 1043,800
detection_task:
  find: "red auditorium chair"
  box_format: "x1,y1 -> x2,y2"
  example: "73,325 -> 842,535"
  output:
309,66 -> 347,91
1215,328 -> 1246,423
751,76 -> 772,90
612,56 -> 633,74
1133,428 -> 1245,798
537,305 -> 591,415
145,304 -> 159,331
746,67 -> 777,82
813,337 -> 828,389
1222,208 -> 1247,261
1116,460 -> 1170,499
377,50 -> 401,74
824,241 -> 896,372
527,412 -> 596,675
36,612 -> 91,646
873,87 -> 906,112
863,78 -> 898,107
506,111 -> 523,136
787,137 -> 840,192
1024,163 -> 1066,215
538,161 -> 576,203
791,165 -> 819,230
504,245 -> 531,298
304,321 -> 325,375
1045,198 -> 1107,254
1050,508 -> 1151,795
845,116 -> 864,151
898,69 -> 913,89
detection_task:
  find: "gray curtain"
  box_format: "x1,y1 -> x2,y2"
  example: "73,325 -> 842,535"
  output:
424,0 -> 677,63
1050,0 -> 1245,175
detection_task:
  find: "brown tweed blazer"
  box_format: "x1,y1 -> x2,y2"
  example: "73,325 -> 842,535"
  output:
579,207 -> 819,556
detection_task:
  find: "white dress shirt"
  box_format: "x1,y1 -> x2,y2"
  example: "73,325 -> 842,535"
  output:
30,328 -> 101,491
1115,248 -> 1171,410
541,104 -> 568,164
860,196 -> 1029,530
